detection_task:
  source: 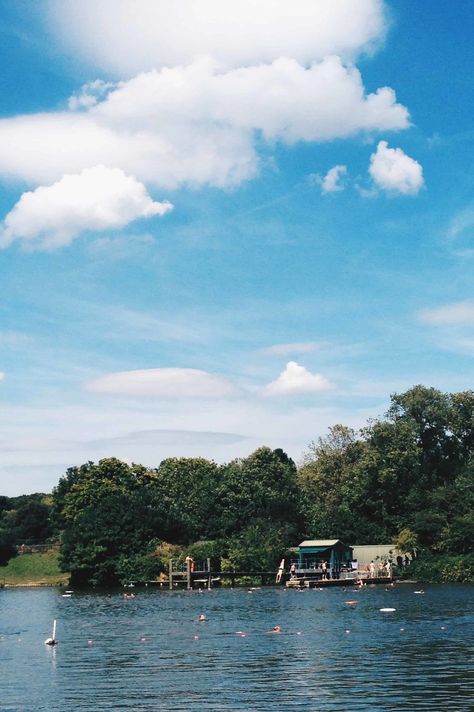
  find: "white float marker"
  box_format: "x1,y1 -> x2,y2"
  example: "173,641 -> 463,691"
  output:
45,619 -> 58,646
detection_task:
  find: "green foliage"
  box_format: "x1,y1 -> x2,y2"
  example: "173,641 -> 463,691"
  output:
217,447 -> 302,539
393,528 -> 418,556
151,457 -> 220,543
225,522 -> 293,571
299,387 -> 474,560
0,492 -> 53,565
404,552 -> 474,583
54,458 -> 162,586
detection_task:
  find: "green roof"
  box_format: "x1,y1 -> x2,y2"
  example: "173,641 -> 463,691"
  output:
298,539 -> 341,547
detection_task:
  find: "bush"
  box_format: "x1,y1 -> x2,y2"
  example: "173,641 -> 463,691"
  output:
404,553 -> 474,583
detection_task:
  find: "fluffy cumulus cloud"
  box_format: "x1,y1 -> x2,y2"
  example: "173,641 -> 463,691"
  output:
85,367 -> 235,399
369,140 -> 424,195
321,164 -> 348,193
262,361 -> 334,396
418,302 -> 474,326
0,0 -> 414,247
0,166 -> 173,249
0,57 -> 409,191
46,0 -> 387,75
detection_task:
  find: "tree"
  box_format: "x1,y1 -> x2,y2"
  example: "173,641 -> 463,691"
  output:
150,457 -> 220,543
53,458 -> 162,586
216,447 -> 302,541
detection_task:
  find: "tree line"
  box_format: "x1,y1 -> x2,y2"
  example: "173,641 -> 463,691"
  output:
1,385 -> 473,585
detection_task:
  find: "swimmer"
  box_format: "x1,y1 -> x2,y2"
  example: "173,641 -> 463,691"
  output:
269,625 -> 282,633
198,614 -> 207,622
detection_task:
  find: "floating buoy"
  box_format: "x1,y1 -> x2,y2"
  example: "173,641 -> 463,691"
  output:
380,608 -> 396,612
345,629 -> 351,634
414,590 -> 425,594
62,594 -> 71,598
193,635 -> 199,640
45,619 -> 58,646
345,600 -> 358,605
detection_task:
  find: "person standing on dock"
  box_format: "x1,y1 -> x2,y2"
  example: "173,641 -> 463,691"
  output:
369,561 -> 375,578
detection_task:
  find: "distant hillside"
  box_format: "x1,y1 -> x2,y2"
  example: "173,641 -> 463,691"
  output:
1,548 -> 69,586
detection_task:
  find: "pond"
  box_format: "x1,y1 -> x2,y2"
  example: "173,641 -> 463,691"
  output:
1,583 -> 473,710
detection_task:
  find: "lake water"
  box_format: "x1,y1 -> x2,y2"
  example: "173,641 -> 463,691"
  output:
1,583 -> 473,711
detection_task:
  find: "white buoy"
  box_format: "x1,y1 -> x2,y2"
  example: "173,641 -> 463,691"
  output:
45,619 -> 58,646
380,608 -> 396,612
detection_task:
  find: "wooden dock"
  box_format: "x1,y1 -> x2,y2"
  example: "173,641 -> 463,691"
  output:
286,576 -> 393,588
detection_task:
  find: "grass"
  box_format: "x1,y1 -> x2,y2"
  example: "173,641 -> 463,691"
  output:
0,549 -> 70,586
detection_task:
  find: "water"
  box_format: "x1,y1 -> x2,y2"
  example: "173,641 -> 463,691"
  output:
1,583 -> 473,711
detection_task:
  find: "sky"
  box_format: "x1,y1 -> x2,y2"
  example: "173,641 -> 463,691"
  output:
0,0 -> 473,495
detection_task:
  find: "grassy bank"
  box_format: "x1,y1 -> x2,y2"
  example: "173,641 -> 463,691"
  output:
0,549 -> 69,586
401,553 -> 474,583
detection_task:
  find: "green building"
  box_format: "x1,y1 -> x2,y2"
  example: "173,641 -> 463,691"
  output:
293,539 -> 353,577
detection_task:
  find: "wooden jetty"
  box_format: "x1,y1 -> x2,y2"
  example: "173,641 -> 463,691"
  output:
286,575 -> 393,588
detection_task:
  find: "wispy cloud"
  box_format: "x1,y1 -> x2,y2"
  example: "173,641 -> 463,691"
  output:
85,367 -> 236,399
418,302 -> 474,326
260,341 -> 328,357
321,164 -> 348,193
0,331 -> 32,347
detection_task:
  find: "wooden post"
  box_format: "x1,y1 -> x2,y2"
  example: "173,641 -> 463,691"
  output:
186,556 -> 191,590
169,559 -> 173,590
207,557 -> 212,590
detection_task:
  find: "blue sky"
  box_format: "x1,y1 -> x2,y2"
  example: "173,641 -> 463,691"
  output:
0,0 -> 473,495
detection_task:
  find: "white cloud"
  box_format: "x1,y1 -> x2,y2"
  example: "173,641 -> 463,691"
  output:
418,302 -> 474,326
46,0 -> 387,76
262,342 -> 327,356
85,367 -> 235,399
321,164 -> 347,193
369,140 -> 424,195
0,331 -> 31,347
0,56 -> 409,191
68,79 -> 115,110
262,361 -> 334,396
0,372 -> 5,381
447,204 -> 474,240
0,166 -> 173,249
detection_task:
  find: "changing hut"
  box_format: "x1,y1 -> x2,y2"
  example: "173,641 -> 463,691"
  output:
289,539 -> 354,586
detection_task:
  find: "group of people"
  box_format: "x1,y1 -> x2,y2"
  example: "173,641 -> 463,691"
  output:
367,560 -> 392,578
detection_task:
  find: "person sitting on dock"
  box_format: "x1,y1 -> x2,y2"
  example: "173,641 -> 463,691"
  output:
290,563 -> 297,579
